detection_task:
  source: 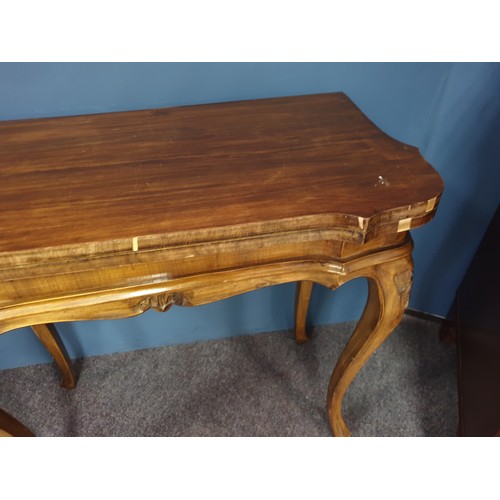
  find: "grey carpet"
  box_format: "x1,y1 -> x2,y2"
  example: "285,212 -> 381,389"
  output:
0,316 -> 458,436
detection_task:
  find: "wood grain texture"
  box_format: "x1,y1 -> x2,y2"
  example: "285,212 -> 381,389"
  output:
0,93 -> 442,260
0,93 -> 444,436
0,234 -> 412,335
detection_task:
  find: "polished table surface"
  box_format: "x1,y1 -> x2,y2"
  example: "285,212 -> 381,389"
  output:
0,93 -> 443,436
0,93 -> 441,255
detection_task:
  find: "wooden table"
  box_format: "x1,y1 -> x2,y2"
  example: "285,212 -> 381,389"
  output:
0,93 -> 443,436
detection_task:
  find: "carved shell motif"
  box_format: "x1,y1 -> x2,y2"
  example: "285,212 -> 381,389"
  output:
140,292 -> 182,313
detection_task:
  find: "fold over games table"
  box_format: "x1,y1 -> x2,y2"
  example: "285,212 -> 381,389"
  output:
0,93 -> 443,436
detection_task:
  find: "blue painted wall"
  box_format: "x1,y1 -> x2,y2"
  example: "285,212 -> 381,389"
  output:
1,63 -> 499,369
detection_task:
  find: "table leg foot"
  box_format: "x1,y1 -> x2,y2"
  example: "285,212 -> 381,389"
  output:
327,255 -> 413,436
294,281 -> 313,344
32,323 -> 77,389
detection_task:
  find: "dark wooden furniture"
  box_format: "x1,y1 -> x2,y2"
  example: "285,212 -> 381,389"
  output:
0,93 -> 443,436
457,204 -> 500,436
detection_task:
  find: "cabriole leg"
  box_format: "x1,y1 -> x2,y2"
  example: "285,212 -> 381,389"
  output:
327,255 -> 413,436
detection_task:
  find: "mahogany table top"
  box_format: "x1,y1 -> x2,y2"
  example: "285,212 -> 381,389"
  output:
0,93 -> 443,258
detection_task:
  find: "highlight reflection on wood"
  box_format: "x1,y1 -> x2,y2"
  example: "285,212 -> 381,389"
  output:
295,281 -> 313,344
0,93 -> 443,436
